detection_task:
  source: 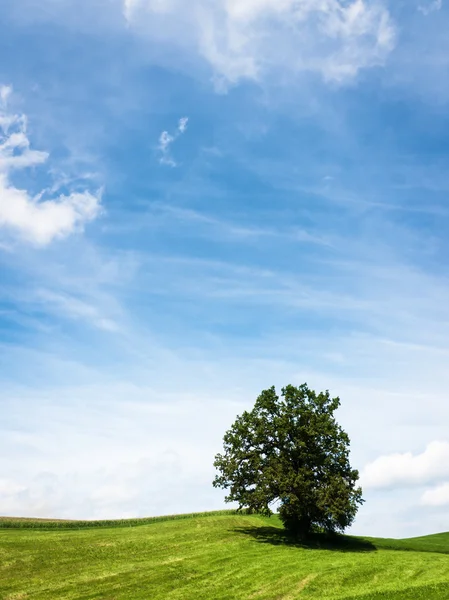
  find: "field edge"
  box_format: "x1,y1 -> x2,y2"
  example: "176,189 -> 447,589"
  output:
0,509 -> 241,530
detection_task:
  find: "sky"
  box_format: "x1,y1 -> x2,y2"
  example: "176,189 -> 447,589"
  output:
1,0 -> 449,538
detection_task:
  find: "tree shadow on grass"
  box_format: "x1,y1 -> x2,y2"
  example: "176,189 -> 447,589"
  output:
234,526 -> 376,553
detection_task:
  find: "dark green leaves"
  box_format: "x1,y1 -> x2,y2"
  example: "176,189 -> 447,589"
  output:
213,384 -> 364,538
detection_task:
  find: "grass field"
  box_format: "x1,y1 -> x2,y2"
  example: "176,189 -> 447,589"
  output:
1,512 -> 448,599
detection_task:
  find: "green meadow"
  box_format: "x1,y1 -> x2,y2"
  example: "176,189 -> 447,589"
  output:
1,512 -> 449,599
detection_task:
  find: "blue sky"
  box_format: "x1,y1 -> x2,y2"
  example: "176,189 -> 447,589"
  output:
1,0 -> 449,537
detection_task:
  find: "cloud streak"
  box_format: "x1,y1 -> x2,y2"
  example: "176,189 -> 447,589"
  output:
0,85 -> 102,246
35,290 -> 121,332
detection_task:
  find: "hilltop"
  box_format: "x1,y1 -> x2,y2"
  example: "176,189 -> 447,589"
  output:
1,511 -> 448,599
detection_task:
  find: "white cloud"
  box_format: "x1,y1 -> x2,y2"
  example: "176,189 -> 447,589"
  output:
0,478 -> 27,497
421,482 -> 449,507
418,0 -> 443,15
0,182 -> 102,246
158,116 -> 189,166
124,0 -> 134,21
0,85 -> 102,246
361,441 -> 449,490
0,384 -> 241,519
178,116 -> 189,133
126,0 -> 396,86
0,85 -> 12,106
158,131 -> 176,166
36,290 -> 120,332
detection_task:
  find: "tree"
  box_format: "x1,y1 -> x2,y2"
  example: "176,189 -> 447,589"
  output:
213,384 -> 363,538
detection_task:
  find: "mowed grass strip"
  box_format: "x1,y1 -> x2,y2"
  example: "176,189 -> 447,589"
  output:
0,514 -> 448,599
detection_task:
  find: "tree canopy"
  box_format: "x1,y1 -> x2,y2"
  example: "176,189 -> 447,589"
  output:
213,384 -> 363,538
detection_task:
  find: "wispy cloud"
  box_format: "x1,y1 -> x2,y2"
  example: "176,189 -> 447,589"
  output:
0,85 -> 102,246
158,117 -> 189,166
0,85 -> 11,103
178,116 -> 188,133
0,234 -> 135,340
35,290 -> 121,332
116,202 -> 332,246
418,0 -> 443,15
126,0 -> 396,87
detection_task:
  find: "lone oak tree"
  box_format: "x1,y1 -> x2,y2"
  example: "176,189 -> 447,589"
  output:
213,384 -> 363,538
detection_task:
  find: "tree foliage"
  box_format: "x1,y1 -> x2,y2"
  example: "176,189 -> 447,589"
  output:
213,384 -> 363,538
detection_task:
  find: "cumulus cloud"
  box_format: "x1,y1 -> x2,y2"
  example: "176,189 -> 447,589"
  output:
361,441 -> 449,490
125,0 -> 396,86
158,117 -> 189,166
0,85 -> 102,246
421,483 -> 449,507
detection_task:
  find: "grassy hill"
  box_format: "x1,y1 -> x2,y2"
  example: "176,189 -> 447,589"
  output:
1,512 -> 448,599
